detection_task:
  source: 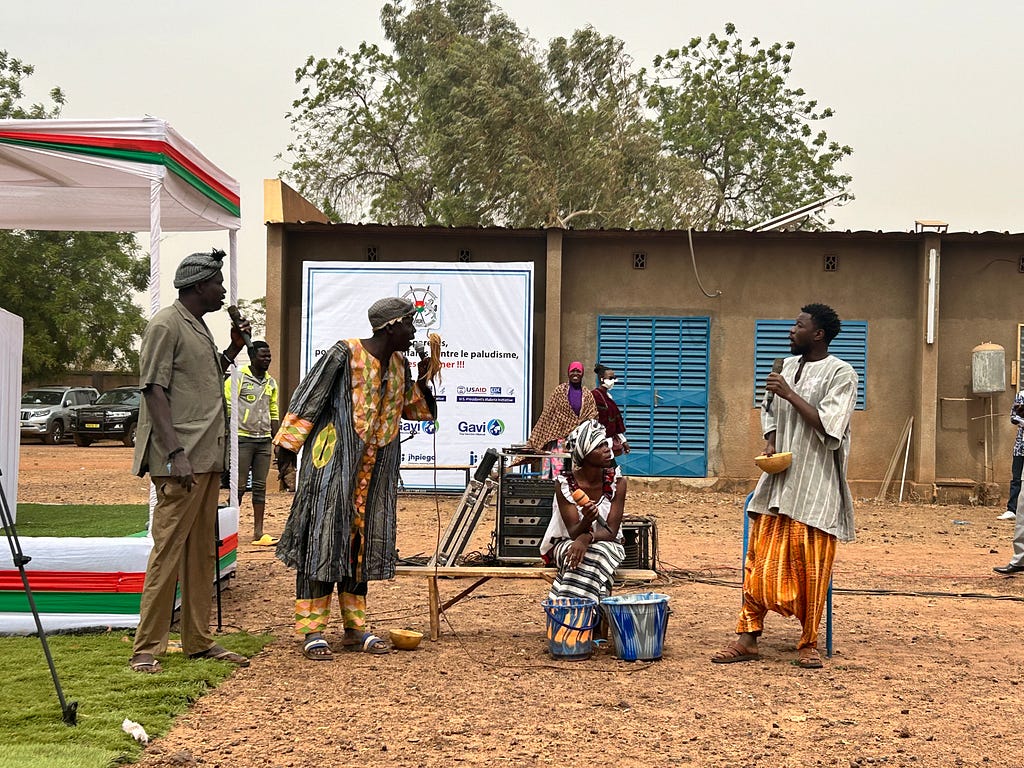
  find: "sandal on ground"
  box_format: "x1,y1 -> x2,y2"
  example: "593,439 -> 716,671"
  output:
342,632 -> 389,655
129,653 -> 163,674
710,640 -> 760,664
251,534 -> 279,546
796,647 -> 823,669
302,636 -> 334,662
189,644 -> 250,666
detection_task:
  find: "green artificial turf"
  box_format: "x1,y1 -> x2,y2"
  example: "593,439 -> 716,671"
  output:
0,631 -> 272,768
14,505 -> 149,538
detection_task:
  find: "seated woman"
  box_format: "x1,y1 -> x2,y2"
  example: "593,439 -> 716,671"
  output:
540,420 -> 626,603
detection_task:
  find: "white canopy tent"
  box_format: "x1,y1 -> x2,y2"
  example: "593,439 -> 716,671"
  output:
0,309 -> 23,518
0,116 -> 245,509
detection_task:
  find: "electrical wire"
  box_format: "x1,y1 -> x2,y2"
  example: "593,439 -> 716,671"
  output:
687,227 -> 722,299
653,567 -> 1024,603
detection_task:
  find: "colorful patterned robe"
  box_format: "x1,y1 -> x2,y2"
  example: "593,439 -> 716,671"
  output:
274,339 -> 435,583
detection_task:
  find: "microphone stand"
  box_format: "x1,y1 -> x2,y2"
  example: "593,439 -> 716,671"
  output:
0,468 -> 77,725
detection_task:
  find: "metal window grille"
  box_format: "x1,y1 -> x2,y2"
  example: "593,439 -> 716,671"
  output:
366,246 -> 378,262
824,253 -> 838,272
459,248 -> 472,262
632,251 -> 646,269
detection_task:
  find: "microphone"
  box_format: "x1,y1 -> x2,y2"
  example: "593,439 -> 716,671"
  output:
226,305 -> 254,356
764,358 -> 785,412
570,488 -> 612,533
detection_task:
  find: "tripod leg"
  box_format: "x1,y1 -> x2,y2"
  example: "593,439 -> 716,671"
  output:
0,470 -> 77,725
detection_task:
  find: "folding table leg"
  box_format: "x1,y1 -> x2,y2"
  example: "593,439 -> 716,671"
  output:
428,576 -> 441,641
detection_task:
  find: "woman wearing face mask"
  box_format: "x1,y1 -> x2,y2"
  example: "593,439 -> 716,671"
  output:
592,364 -> 630,459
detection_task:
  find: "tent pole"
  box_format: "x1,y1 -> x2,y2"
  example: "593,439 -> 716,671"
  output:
227,230 -> 240,512
147,178 -> 164,532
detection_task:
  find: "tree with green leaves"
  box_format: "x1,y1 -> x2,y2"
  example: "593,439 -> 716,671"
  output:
649,24 -> 853,230
283,0 -> 712,229
236,297 -> 266,339
0,50 -> 148,381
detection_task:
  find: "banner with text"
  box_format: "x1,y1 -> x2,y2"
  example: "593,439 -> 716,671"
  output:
301,262 -> 534,489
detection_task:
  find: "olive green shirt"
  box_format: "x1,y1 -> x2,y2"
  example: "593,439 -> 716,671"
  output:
132,300 -> 227,477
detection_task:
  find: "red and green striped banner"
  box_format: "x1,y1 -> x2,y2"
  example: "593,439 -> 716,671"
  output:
0,130 -> 240,218
0,548 -> 237,614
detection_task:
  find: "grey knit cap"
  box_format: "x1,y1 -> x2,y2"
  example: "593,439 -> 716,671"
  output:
174,249 -> 225,289
368,296 -> 415,330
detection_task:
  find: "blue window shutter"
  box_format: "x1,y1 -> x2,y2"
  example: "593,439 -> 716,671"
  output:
598,315 -> 710,476
754,320 -> 867,410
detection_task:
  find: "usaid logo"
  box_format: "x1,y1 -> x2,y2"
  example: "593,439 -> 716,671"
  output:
458,418 -> 505,436
457,385 -> 488,395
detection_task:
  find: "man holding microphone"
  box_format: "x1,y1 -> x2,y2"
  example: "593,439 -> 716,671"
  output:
129,249 -> 251,674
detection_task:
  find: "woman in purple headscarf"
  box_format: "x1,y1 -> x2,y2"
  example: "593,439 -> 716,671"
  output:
523,361 -> 598,476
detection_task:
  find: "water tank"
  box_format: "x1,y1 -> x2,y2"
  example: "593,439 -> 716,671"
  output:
971,342 -> 1006,394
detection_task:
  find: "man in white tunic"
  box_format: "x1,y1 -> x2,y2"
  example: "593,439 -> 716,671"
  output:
712,303 -> 857,669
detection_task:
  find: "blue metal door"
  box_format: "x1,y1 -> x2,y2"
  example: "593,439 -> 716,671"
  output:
597,316 -> 710,476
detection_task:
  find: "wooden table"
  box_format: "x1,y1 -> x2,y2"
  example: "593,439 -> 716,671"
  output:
394,564 -> 659,640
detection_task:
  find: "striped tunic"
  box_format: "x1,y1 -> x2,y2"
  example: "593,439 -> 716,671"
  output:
749,354 -> 857,542
274,339 -> 434,583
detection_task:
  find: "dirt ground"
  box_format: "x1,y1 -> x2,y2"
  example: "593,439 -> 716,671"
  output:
15,443 -> 1024,767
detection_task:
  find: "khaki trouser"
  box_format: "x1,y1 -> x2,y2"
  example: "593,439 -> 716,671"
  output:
133,472 -> 220,657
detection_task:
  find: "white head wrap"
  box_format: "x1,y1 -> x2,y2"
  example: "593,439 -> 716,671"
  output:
564,420 -> 608,467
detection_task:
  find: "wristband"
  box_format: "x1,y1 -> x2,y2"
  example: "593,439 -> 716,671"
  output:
168,447 -> 185,461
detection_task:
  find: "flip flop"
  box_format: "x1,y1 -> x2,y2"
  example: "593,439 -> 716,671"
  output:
251,534 -> 279,546
710,640 -> 760,664
189,644 -> 250,666
302,636 -> 334,662
129,653 -> 163,674
342,632 -> 389,655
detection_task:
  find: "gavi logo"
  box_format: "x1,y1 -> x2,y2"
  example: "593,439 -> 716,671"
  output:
401,420 -> 439,435
457,418 -> 505,436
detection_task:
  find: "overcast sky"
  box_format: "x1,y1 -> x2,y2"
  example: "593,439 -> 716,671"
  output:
8,0 -> 1023,316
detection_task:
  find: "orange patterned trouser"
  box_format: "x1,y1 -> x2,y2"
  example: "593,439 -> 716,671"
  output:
293,448 -> 377,636
737,513 -> 837,650
295,590 -> 366,635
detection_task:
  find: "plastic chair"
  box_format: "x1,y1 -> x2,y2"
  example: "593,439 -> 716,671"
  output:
740,491 -> 833,658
